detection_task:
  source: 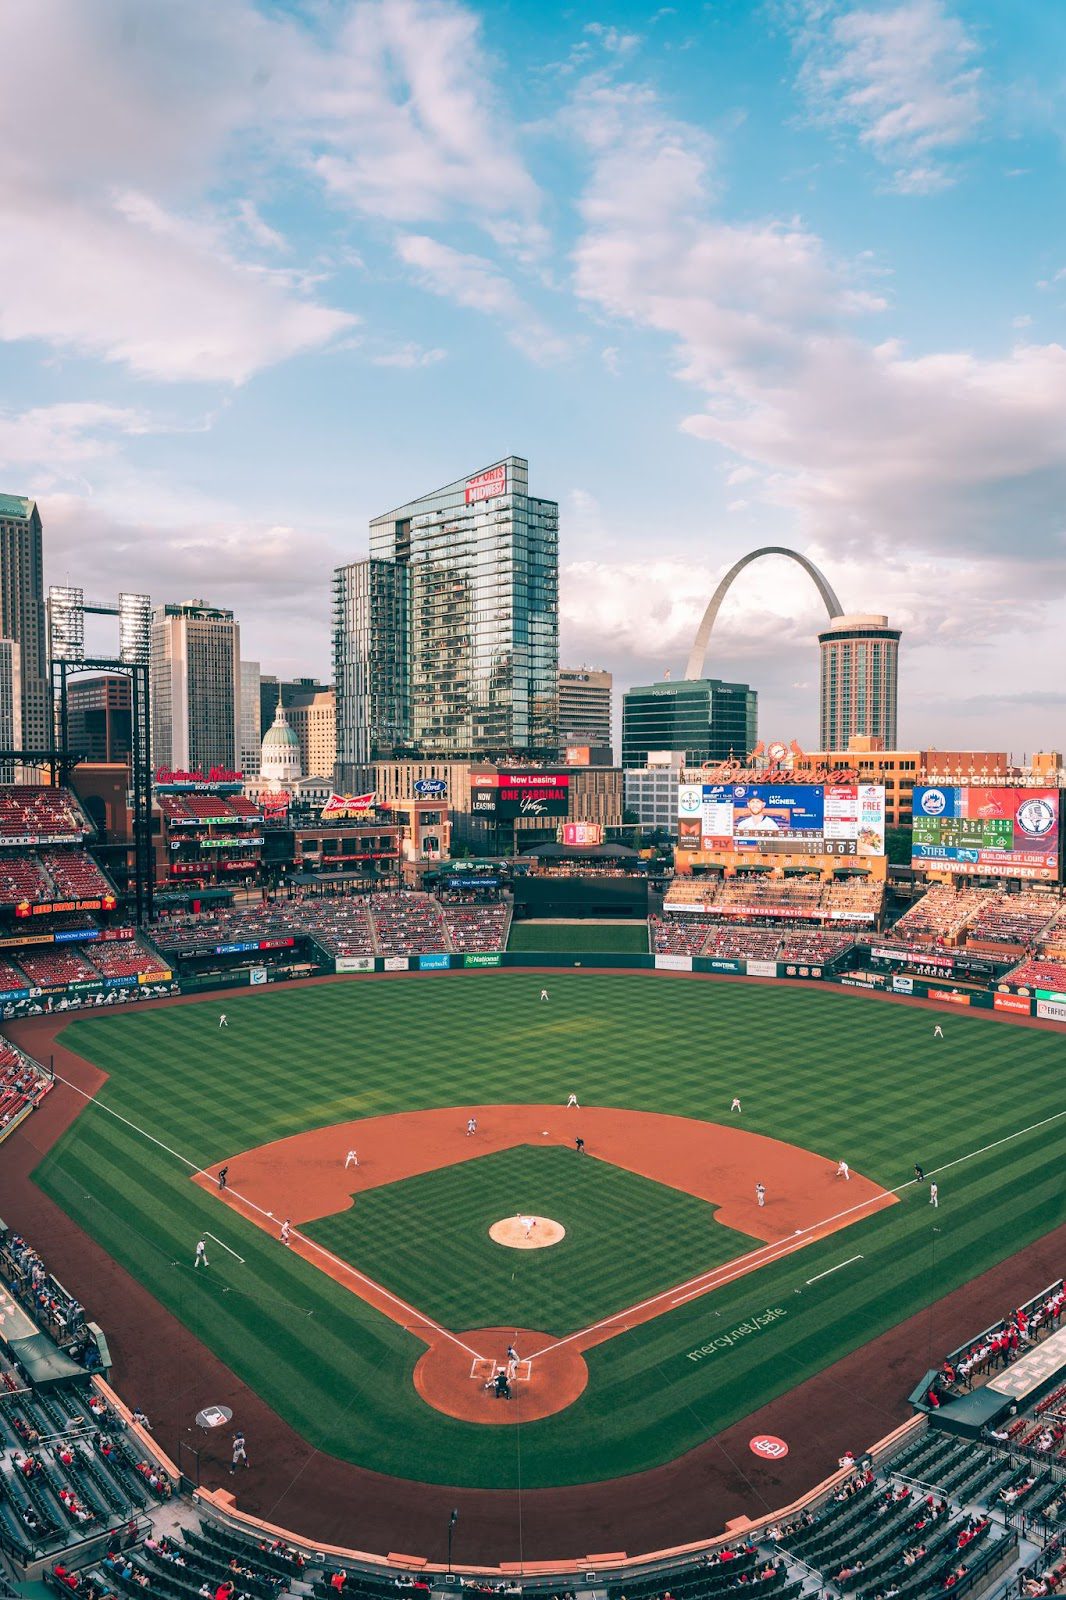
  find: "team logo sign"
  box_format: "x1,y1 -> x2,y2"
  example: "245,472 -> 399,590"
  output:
919,789 -> 947,815
1017,797 -> 1056,838
749,1435 -> 789,1459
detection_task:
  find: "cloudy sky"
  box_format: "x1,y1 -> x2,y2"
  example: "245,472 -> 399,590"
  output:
2,0 -> 1063,755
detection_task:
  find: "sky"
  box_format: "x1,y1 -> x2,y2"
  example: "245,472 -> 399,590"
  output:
1,0 -> 1063,756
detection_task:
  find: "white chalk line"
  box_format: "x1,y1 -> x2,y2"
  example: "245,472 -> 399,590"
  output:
527,1103 -> 1066,1363
48,1067 -> 485,1363
806,1255 -> 863,1286
204,1232 -> 244,1263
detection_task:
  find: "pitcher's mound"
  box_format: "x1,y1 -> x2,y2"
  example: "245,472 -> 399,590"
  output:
489,1215 -> 565,1249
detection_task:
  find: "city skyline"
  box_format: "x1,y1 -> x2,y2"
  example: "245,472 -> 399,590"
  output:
1,0 -> 1063,754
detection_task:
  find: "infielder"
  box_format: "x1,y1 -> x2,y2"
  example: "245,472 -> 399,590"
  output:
755,1182 -> 766,1208
836,1159 -> 850,1181
345,1149 -> 358,1168
566,1093 -> 579,1108
280,1218 -> 292,1245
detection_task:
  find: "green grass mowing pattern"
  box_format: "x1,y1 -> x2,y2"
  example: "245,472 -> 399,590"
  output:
507,921 -> 649,953
33,973 -> 1066,1487
303,1143 -> 757,1335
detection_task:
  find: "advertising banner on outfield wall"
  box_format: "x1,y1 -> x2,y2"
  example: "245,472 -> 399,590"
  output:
893,975 -> 914,994
703,958 -> 742,973
335,956 -> 375,973
383,956 -> 409,971
746,959 -> 778,978
249,969 -> 267,985
418,953 -> 451,970
783,964 -> 824,979
655,953 -> 693,972
994,992 -> 1032,1014
1036,989 -> 1066,1004
463,953 -> 501,967
928,988 -> 971,1006
1036,998 -> 1066,1022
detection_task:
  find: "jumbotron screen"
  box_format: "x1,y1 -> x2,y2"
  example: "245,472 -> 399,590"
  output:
911,786 -> 1060,879
677,782 -> 886,857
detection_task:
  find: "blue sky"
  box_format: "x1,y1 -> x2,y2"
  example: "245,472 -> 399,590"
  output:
1,0 -> 1063,753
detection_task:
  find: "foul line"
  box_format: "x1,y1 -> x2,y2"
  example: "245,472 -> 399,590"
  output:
527,1103 -> 1066,1363
47,1066 -> 485,1363
204,1232 -> 244,1264
806,1255 -> 863,1286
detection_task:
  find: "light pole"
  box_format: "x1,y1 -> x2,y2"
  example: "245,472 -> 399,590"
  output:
447,1508 -> 459,1576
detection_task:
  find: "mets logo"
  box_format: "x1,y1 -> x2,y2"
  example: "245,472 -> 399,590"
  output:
920,789 -> 947,815
1016,797 -> 1056,839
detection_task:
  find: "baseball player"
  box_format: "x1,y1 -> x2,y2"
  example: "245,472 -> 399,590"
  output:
230,1431 -> 248,1473
755,1182 -> 766,1208
219,1013 -> 228,1029
518,1214 -> 536,1239
540,989 -> 549,1002
466,1116 -> 477,1136
345,1149 -> 358,1168
280,1218 -> 291,1245
217,1167 -> 228,1191
933,1024 -> 943,1039
930,1183 -> 939,1208
730,1097 -> 742,1113
566,1093 -> 579,1108
194,1238 -> 208,1269
836,1160 -> 850,1181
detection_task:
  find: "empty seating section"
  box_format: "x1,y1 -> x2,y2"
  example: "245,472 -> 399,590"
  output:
38,850 -> 114,901
0,854 -> 50,906
665,877 -> 883,926
890,886 -> 990,944
297,899 -> 376,956
704,925 -> 780,960
715,877 -> 824,917
0,787 -> 86,840
1005,957 -> 1066,992
371,893 -> 448,954
966,890 -> 1058,946
0,956 -> 27,988
89,940 -> 169,979
18,947 -> 100,987
442,902 -> 510,950
664,878 -> 721,909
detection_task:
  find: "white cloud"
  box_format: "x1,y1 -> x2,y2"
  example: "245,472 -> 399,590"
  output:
792,0 -> 983,192
0,403 -> 153,471
584,23 -> 642,56
396,235 -> 569,363
371,342 -> 447,368
601,345 -> 621,375
569,77 -> 1066,576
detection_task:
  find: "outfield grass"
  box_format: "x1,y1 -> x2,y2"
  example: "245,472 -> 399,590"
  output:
507,921 -> 649,952
34,973 -> 1066,1488
304,1143 -> 756,1334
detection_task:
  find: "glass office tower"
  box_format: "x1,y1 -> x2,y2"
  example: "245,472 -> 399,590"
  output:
621,678 -> 758,768
367,457 -> 558,760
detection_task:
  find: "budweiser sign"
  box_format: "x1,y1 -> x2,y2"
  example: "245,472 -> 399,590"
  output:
465,464 -> 507,504
320,791 -> 376,819
699,759 -> 859,784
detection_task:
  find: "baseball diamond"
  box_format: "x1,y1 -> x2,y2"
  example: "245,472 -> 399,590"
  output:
10,968 -> 1066,1563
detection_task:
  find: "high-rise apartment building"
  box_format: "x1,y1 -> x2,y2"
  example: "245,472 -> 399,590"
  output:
287,688 -> 336,779
240,660 -> 262,777
66,675 -> 132,764
333,558 -> 410,784
353,456 -> 558,764
151,601 -> 241,772
558,666 -> 612,758
622,678 -> 757,769
0,495 -> 49,749
819,614 -> 900,751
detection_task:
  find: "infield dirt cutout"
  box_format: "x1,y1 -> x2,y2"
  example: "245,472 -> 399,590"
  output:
197,1104 -> 895,1426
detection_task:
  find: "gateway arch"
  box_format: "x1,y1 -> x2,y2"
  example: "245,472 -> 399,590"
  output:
684,546 -> 843,682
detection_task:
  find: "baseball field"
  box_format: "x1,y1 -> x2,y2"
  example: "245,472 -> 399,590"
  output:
29,972 -> 1066,1495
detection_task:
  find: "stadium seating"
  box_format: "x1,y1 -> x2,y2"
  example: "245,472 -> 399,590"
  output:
890,885 -> 989,944
17,947 -> 101,987
370,893 -> 449,954
88,940 -> 170,980
651,915 -> 709,955
441,902 -> 511,951
0,853 -> 51,906
965,890 -> 1059,947
664,879 -> 721,910
702,924 -> 780,960
296,898 -> 376,956
779,930 -> 855,963
38,849 -> 115,902
0,1043 -> 50,1133
0,787 -> 87,840
1004,956 -> 1066,991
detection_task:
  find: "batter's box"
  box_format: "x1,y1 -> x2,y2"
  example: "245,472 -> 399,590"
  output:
470,1357 -> 532,1384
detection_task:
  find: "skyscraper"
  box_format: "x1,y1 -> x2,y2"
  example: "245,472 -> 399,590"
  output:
818,614 -> 900,751
333,558 -> 410,783
151,601 -> 242,772
0,495 -> 48,749
621,678 -> 757,769
240,660 -> 262,777
65,675 -> 132,764
558,667 -> 612,757
362,456 -> 559,761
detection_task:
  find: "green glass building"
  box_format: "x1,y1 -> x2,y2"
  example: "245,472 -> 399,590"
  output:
621,678 -> 757,769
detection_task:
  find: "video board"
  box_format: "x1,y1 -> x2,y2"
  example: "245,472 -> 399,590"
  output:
678,782 -> 886,857
470,771 -> 570,821
911,787 -> 1060,879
